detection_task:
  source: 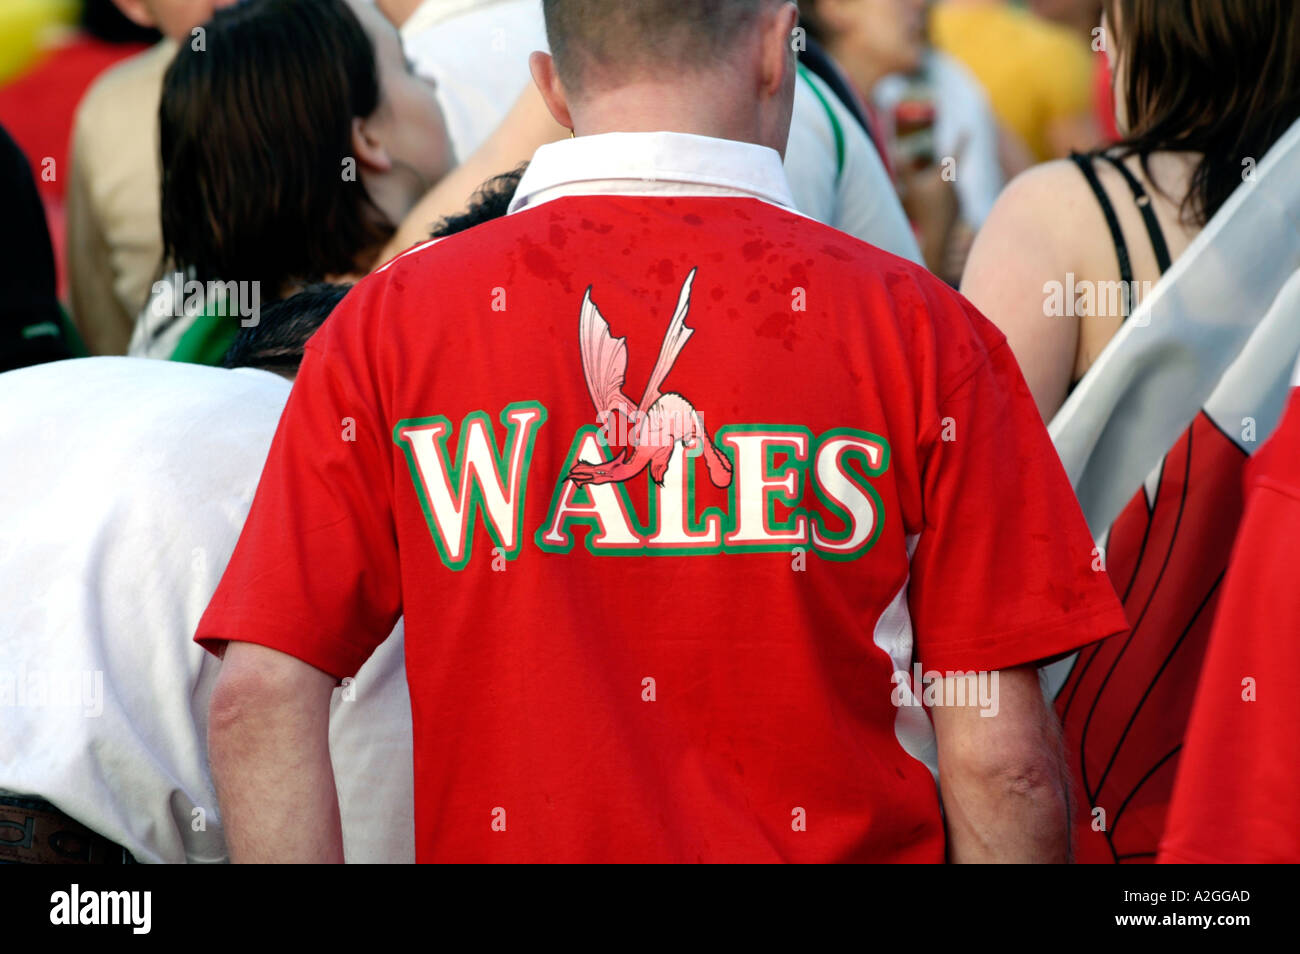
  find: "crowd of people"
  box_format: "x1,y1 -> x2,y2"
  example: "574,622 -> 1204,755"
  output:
0,0 -> 1297,864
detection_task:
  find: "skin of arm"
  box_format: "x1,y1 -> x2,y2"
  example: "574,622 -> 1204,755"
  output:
207,641 -> 345,863
931,664 -> 1073,863
960,162 -> 1084,420
378,82 -> 570,262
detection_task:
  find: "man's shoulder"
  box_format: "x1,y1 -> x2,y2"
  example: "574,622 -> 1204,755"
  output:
77,40 -> 173,115
74,41 -> 175,151
0,357 -> 289,424
376,195 -> 929,288
365,195 -> 944,318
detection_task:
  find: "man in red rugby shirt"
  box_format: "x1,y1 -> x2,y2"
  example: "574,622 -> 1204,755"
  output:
197,0 -> 1127,863
1159,360 -> 1300,864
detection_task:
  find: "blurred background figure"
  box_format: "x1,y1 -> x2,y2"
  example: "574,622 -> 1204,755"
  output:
0,0 -> 78,88
931,0 -> 1101,175
964,0 -> 1300,863
373,0 -> 424,27
398,0 -> 923,263
63,1 -> 239,357
801,0 -> 1004,282
0,122 -> 78,372
0,0 -> 159,306
1027,0 -> 1120,145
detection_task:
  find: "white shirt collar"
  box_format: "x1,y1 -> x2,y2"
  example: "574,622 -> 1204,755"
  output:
508,131 -> 797,214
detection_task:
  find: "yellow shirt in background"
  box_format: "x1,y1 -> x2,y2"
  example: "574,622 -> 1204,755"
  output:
931,1 -> 1094,161
0,0 -> 77,86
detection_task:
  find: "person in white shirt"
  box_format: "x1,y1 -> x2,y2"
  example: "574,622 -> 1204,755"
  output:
0,288 -> 413,863
1,171 -> 521,863
399,0 -> 923,263
874,50 -> 1004,230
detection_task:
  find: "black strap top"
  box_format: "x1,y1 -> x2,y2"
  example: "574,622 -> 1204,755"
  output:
1062,152 -> 1174,398
1069,151 -> 1173,288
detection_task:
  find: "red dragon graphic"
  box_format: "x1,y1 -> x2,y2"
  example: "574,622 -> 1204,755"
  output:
568,267 -> 733,489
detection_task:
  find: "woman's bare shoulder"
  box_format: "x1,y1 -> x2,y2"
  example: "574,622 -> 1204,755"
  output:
962,160 -> 1097,287
987,159 -> 1101,235
960,159 -> 1103,417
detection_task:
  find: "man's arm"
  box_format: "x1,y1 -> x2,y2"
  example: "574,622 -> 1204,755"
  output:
207,641 -> 344,863
930,665 -> 1071,863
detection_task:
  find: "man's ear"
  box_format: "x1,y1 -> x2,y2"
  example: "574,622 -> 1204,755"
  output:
109,0 -> 157,29
760,1 -> 800,98
350,116 -> 393,173
529,51 -> 574,132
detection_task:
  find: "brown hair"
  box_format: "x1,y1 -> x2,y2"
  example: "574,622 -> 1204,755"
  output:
160,0 -> 393,299
541,0 -> 771,92
1104,0 -> 1300,226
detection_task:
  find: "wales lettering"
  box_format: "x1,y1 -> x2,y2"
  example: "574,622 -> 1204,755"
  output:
393,270 -> 891,571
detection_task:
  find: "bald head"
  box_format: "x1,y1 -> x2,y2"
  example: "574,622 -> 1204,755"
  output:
542,0 -> 777,92
531,0 -> 799,156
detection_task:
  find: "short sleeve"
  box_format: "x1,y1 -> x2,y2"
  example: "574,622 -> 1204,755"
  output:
907,315 -> 1128,673
194,285 -> 401,679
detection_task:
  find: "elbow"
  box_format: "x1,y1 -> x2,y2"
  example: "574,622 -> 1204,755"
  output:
206,659 -> 269,747
989,753 -> 1064,802
945,732 -> 1068,803
206,642 -> 320,739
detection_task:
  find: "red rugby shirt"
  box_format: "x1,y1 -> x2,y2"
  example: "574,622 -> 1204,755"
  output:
197,189 -> 1124,862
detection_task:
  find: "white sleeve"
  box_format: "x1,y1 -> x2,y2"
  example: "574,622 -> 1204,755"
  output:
785,70 -> 922,264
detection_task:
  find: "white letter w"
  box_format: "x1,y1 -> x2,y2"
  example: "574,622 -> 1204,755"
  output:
395,403 -> 547,570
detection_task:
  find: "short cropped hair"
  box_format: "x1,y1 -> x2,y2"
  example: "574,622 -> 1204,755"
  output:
221,283 -> 351,376
542,0 -> 773,91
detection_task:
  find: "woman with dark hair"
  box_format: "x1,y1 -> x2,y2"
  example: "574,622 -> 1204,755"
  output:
139,0 -> 566,362
962,0 -> 1300,419
962,0 -> 1300,866
134,0 -> 460,360
161,0 -> 452,292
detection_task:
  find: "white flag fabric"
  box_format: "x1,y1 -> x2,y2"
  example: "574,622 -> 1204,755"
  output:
1043,117 -> 1300,863
1050,117 -> 1300,537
